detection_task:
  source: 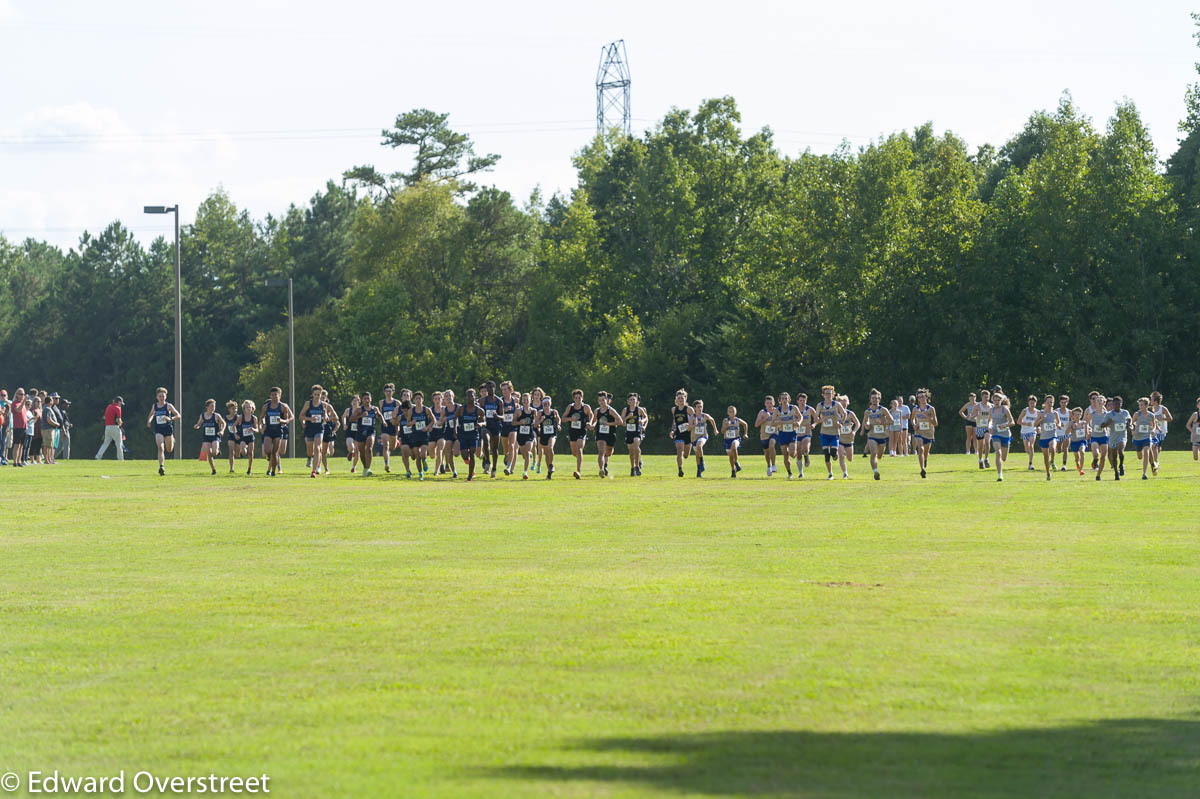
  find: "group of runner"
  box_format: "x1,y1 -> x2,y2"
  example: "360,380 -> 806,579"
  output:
956,389 -> 1187,481
142,381 -> 1200,481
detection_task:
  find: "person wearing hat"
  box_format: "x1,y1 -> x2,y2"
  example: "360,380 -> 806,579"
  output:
41,393 -> 62,464
55,396 -> 73,459
96,395 -> 125,461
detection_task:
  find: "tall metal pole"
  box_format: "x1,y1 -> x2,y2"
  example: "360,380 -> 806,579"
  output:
173,206 -> 182,460
288,277 -> 295,458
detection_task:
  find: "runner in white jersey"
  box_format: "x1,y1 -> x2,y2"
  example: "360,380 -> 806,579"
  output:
836,394 -> 860,479
910,388 -> 937,479
1084,391 -> 1110,481
1186,396 -> 1200,462
1131,397 -> 1158,480
1018,395 -> 1040,471
1066,407 -> 1089,475
1148,391 -> 1172,475
862,389 -> 894,481
958,392 -> 978,457
1055,394 -> 1071,471
974,389 -> 993,470
754,395 -> 778,477
1034,394 -> 1059,481
990,394 -> 1015,482
817,385 -> 847,479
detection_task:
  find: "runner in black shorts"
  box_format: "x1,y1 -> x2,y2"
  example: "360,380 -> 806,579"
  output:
513,392 -> 537,479
622,392 -> 648,477
561,389 -> 592,479
404,391 -> 432,480
591,391 -> 621,478
535,395 -> 560,480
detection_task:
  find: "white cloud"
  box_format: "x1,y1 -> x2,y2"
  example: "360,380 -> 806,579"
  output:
0,0 -> 20,25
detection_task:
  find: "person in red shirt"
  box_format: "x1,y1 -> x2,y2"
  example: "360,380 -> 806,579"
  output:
96,396 -> 125,461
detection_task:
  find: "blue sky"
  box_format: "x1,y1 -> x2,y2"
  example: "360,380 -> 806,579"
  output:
2,0 -> 1197,249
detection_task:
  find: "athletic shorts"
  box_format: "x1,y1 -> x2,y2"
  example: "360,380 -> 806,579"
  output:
409,433 -> 429,447
1109,438 -> 1127,450
458,433 -> 479,450
797,433 -> 811,442
914,435 -> 934,445
1020,431 -> 1036,442
1134,439 -> 1152,452
381,423 -> 397,437
674,437 -> 689,445
1089,436 -> 1108,446
723,437 -> 740,451
775,431 -> 796,446
760,435 -> 776,446
263,428 -> 282,440
201,434 -> 220,444
597,434 -> 616,447
538,433 -> 555,447
975,429 -> 989,439
625,432 -> 642,445
993,435 -> 1012,448
1069,440 -> 1087,452
500,422 -> 514,436
516,432 -> 534,447
820,434 -> 839,450
868,437 -> 888,448
839,439 -> 855,449
485,419 -> 502,436
1037,438 -> 1055,450
304,422 -> 324,441
567,425 -> 586,441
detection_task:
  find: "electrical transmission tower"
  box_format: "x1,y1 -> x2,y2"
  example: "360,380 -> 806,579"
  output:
596,40 -> 631,136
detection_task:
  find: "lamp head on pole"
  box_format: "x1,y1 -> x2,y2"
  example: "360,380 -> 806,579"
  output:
143,205 -> 179,215
264,278 -> 289,288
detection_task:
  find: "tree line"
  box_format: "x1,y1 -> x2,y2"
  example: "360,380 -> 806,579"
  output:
5,80 -> 1200,457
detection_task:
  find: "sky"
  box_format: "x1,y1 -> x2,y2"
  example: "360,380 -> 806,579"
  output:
1,0 -> 1198,250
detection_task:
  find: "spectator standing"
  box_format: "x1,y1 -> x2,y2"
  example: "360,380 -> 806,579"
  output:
41,394 -> 60,464
0,389 -> 9,465
10,389 -> 27,466
96,396 -> 125,461
54,395 -> 72,459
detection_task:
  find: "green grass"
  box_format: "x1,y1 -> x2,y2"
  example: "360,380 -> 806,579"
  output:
2,451 -> 1199,798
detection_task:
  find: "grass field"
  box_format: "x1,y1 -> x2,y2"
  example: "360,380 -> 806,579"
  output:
2,452 -> 1199,798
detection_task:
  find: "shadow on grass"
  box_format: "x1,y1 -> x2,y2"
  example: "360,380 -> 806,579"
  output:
481,719 -> 1200,797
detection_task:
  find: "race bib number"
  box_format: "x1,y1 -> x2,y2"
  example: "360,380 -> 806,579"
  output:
1112,423 -> 1126,433
1138,424 -> 1149,434
598,424 -> 609,434
997,424 -> 1010,433
542,424 -> 554,434
462,422 -> 475,432
485,408 -> 496,418
156,415 -> 168,426
781,423 -> 794,432
382,411 -> 393,421
1042,422 -> 1055,434
414,421 -> 425,431
822,418 -> 833,428
571,420 -> 582,429
764,425 -> 776,434
203,426 -> 215,436
873,424 -> 885,435
840,424 -> 853,435
349,423 -> 358,432
626,422 -> 637,432
503,413 -> 513,422
797,423 -> 808,434
362,417 -> 373,427
519,425 -> 531,434
312,413 -> 323,423
402,424 -> 412,434
242,425 -> 254,435
919,422 -> 931,431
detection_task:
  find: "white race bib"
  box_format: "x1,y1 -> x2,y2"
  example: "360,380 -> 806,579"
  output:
1042,422 -> 1055,433
204,426 -> 215,436
626,422 -> 637,432
519,425 -> 530,434
542,423 -> 554,434
873,424 -> 885,434
382,411 -> 393,421
782,423 -> 794,432
840,424 -> 852,435
764,425 -> 776,434
598,424 -> 609,434
725,427 -> 737,438
503,412 -> 513,422
822,418 -> 833,428
1112,423 -> 1126,433
155,415 -> 168,426
414,421 -> 425,431
1138,424 -> 1149,434
362,417 -> 373,427
571,420 -> 582,429
997,424 -> 1010,433
485,408 -> 496,418
462,422 -> 475,432
919,422 -> 931,431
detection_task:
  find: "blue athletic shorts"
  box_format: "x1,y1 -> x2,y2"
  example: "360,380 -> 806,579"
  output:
914,434 -> 934,445
775,431 -> 796,446
1133,439 -> 1152,452
993,435 -> 1012,448
1089,436 -> 1108,446
820,434 -> 839,449
1038,438 -> 1055,450
1069,440 -> 1087,452
1021,430 -> 1036,442
723,437 -> 739,452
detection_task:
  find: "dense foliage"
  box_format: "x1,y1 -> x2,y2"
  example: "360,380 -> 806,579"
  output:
5,88 -> 1200,455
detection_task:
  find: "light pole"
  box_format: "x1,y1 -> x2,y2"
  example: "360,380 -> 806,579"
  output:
144,204 -> 182,459
265,277 -> 295,458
